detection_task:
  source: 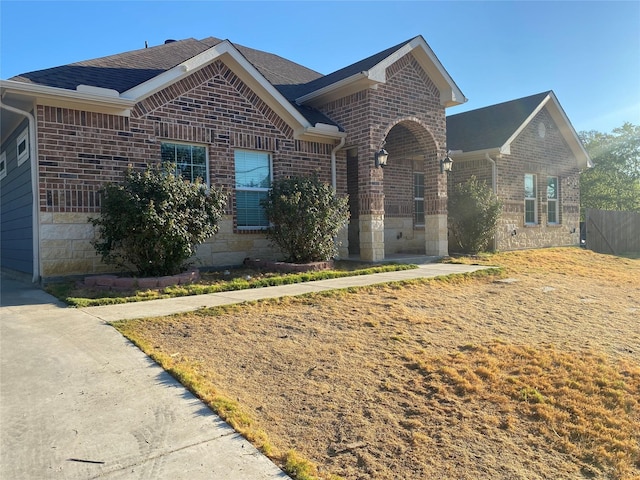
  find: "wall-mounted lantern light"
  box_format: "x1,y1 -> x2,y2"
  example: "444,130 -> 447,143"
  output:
375,148 -> 389,168
440,155 -> 453,174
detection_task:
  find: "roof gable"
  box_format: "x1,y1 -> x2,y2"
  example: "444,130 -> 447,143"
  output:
294,35 -> 466,108
4,38 -> 344,141
447,91 -> 590,169
10,38 -> 219,93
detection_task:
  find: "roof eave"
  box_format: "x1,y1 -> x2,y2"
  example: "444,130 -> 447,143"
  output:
121,40 -> 344,142
297,36 -> 467,109
295,72 -> 377,107
0,79 -> 135,115
499,92 -> 591,169
295,124 -> 348,142
394,37 -> 467,108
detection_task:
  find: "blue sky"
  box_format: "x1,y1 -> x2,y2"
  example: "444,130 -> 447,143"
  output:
1,1 -> 639,134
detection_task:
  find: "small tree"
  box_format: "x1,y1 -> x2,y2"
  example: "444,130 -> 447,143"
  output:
90,163 -> 226,277
261,176 -> 349,263
448,176 -> 503,254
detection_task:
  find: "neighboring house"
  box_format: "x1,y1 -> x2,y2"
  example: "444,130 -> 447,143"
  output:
446,91 -> 591,252
1,36 -> 466,281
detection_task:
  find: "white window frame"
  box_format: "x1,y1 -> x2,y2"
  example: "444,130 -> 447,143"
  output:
524,173 -> 537,225
160,141 -> 209,185
17,128 -> 29,166
234,149 -> 272,230
547,176 -> 559,225
0,152 -> 7,180
413,172 -> 425,227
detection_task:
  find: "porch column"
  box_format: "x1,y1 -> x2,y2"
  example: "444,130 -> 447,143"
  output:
424,157 -> 449,256
359,192 -> 385,262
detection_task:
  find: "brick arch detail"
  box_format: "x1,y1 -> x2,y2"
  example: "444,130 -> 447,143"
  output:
379,116 -> 441,155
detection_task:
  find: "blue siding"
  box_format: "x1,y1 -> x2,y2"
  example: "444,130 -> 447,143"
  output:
1,119 -> 33,274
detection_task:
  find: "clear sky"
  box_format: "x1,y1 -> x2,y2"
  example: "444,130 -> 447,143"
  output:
1,1 -> 639,134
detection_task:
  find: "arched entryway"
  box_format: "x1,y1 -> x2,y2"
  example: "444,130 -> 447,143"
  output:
347,118 -> 448,261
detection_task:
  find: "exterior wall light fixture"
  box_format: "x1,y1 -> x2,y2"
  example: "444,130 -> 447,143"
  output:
440,155 -> 453,174
375,148 -> 389,168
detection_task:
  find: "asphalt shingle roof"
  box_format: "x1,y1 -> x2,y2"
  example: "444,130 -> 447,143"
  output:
9,36 -> 350,129
275,39 -> 414,100
446,91 -> 551,152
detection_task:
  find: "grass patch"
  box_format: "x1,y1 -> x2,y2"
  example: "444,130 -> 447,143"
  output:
47,262 -> 418,307
109,248 -> 639,479
413,343 -> 640,479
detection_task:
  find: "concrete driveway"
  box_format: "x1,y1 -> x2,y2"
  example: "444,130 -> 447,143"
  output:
0,275 -> 289,479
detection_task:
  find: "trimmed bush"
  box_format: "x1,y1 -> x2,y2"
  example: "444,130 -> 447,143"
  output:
261,176 -> 349,263
90,163 -> 226,277
448,176 -> 503,254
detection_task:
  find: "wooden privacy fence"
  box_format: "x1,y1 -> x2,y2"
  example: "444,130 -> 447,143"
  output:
585,209 -> 640,255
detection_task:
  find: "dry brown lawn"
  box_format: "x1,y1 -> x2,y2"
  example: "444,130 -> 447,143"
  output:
115,248 -> 640,480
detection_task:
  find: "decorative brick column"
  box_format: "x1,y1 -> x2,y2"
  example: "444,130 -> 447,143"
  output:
424,158 -> 449,256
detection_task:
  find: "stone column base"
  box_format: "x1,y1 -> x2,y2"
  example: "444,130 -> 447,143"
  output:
425,214 -> 448,256
359,214 -> 385,262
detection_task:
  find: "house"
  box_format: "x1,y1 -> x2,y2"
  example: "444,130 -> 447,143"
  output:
446,91 -> 591,251
1,35 -> 469,282
1,36 -> 587,283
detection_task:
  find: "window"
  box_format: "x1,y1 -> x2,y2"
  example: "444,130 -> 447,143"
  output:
17,128 -> 29,166
524,173 -> 537,225
160,142 -> 208,184
0,152 -> 6,180
234,150 -> 271,229
413,172 -> 425,226
547,176 -> 559,224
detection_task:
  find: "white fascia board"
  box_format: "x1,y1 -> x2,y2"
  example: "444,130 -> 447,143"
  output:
544,92 -> 592,169
449,148 -> 502,162
295,125 -> 347,142
295,71 -> 373,106
501,94 -> 549,153
401,37 -> 467,107
501,92 -> 591,168
121,40 -> 333,138
0,79 -> 134,115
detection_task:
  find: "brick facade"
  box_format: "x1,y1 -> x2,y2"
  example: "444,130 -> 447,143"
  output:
36,60 -> 344,277
448,107 -> 581,251
319,52 -> 449,258
5,38 -> 589,280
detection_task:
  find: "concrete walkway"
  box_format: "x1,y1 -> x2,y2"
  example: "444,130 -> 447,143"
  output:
0,262 -> 489,479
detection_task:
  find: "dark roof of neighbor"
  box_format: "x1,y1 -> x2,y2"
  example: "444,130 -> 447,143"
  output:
446,91 -> 551,152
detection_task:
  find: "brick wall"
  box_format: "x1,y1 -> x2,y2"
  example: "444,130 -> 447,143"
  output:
319,52 -> 448,256
448,107 -> 581,252
320,52 -> 446,212
36,60 -> 343,277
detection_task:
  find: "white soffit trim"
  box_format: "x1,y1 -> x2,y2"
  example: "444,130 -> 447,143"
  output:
500,92 -> 590,168
544,92 -> 591,169
0,80 -> 134,115
295,71 -> 372,106
500,95 -> 549,154
298,36 -> 467,108
121,40 -> 338,139
405,36 -> 467,107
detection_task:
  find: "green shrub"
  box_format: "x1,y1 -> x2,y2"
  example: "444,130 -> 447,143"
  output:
448,176 -> 503,254
261,176 -> 349,263
90,163 -> 226,277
